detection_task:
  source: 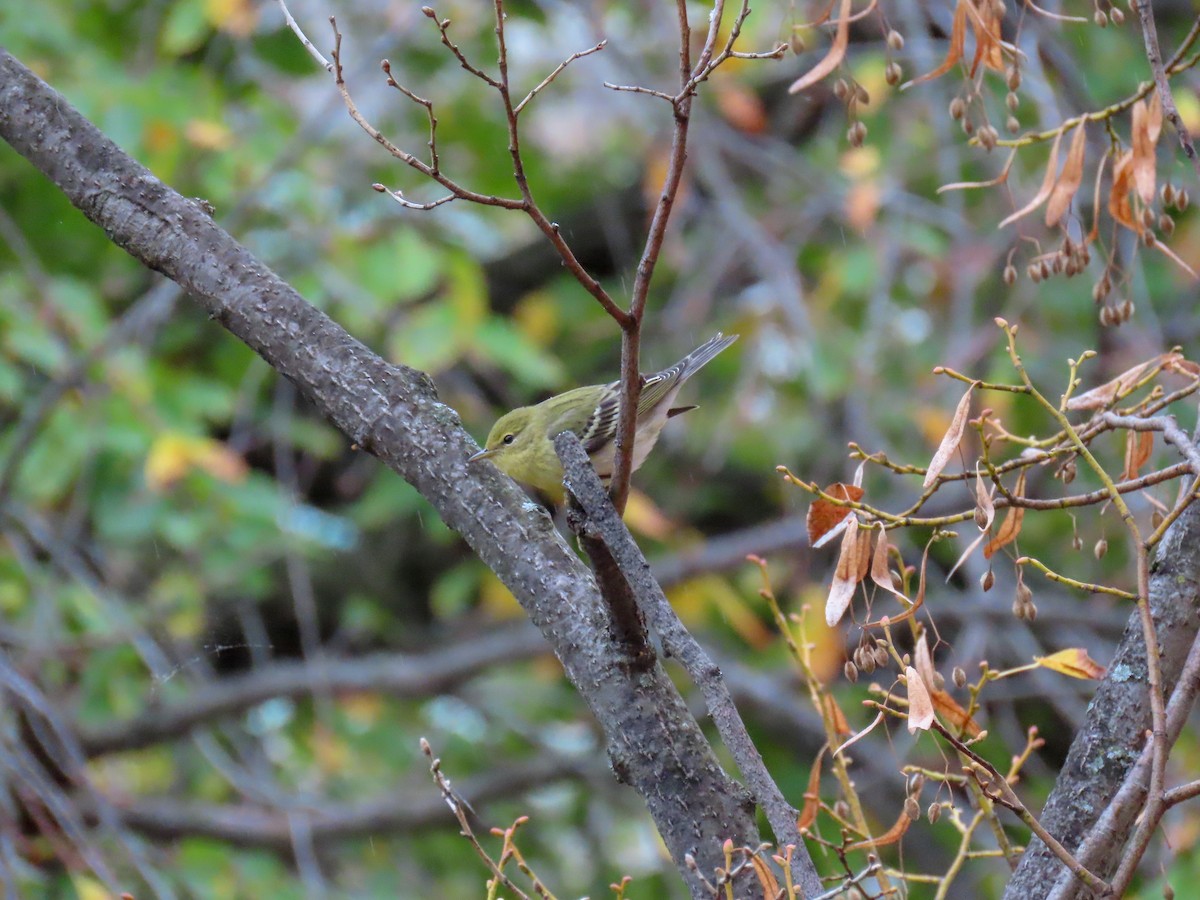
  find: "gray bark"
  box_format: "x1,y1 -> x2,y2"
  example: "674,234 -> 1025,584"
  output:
1003,503 -> 1200,898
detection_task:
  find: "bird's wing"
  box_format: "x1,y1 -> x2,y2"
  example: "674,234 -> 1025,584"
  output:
578,384 -> 621,454
543,385 -> 619,455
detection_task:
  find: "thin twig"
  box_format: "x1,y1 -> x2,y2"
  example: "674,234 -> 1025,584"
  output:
608,0 -> 697,513
602,82 -> 675,102
514,41 -> 607,115
932,721 -> 1111,895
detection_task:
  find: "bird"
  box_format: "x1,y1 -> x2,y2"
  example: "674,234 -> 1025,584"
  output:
468,333 -> 739,503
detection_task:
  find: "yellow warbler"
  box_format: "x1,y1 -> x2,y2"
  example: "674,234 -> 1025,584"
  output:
469,333 -> 738,502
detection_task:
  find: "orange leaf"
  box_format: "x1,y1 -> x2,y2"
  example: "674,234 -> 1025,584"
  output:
808,483 -> 865,546
931,690 -> 983,738
788,0 -> 852,94
145,433 -> 248,492
999,126 -> 1064,228
714,81 -> 768,135
845,806 -> 912,851
1122,430 -> 1154,481
905,666 -> 936,734
983,470 -> 1026,558
1109,149 -> 1141,233
903,0 -> 967,88
826,516 -> 860,626
797,746 -> 827,830
1038,648 -> 1107,680
1046,123 -> 1087,227
962,0 -> 1004,76
749,853 -> 781,897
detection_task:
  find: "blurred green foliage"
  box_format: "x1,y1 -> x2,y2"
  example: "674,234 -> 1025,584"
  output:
2,0 -> 1199,896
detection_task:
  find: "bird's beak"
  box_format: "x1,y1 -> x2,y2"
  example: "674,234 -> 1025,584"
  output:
468,447 -> 496,463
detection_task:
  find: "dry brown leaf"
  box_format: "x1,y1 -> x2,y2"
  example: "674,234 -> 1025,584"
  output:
845,807 -> 913,851
939,149 -> 1015,194
864,540 -> 929,628
963,0 -> 1004,76
797,746 -> 827,830
1122,430 -> 1154,481
1038,648 -> 1107,679
870,525 -> 909,602
1109,149 -> 1141,233
788,0 -> 852,94
1147,90 -> 1163,144
1023,0 -> 1088,22
1087,151 -> 1108,244
855,528 -> 874,583
1166,356 -> 1200,378
914,631 -> 936,689
983,470 -> 1026,558
1066,352 -> 1180,411
833,710 -> 884,758
826,516 -> 860,626
905,666 -> 936,734
808,483 -> 865,546
931,690 -> 983,738
1132,98 -> 1159,206
749,853 -> 781,898
822,693 -> 852,736
1151,236 -> 1200,279
903,0 -> 967,88
975,466 -> 995,531
923,384 -> 975,488
946,529 -> 988,582
1000,127 -> 1064,228
1046,123 -> 1087,227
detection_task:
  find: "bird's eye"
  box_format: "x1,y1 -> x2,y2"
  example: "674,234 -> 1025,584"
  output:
502,433 -> 515,445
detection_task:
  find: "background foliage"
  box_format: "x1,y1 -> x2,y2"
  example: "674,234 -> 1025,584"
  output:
2,0 -> 1199,896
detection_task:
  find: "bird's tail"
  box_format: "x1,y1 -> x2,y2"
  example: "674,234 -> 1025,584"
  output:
675,332 -> 739,380
636,332 -> 739,413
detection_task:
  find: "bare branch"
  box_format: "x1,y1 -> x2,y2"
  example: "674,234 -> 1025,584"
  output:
514,41 -> 607,115
373,184 -> 456,210
381,59 -> 440,174
602,82 -> 676,102
275,0 -> 332,71
423,5 -> 501,87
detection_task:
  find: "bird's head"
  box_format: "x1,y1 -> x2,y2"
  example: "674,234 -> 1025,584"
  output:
468,406 -> 536,469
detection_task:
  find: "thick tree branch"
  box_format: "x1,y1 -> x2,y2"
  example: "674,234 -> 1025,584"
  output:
555,432 -> 825,898
1003,502 -> 1200,899
0,48 -> 767,898
1133,2 -> 1200,181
